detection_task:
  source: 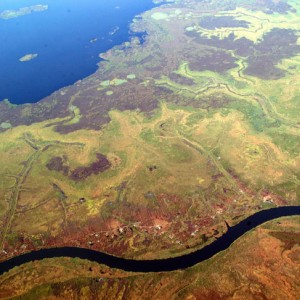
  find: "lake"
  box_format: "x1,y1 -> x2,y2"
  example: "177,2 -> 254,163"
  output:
0,0 -> 157,104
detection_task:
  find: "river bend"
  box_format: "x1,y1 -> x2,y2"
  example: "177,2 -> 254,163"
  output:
0,206 -> 299,275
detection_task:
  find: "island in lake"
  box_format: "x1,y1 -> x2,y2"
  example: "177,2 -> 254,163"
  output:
19,53 -> 38,62
90,37 -> 98,43
0,5 -> 48,20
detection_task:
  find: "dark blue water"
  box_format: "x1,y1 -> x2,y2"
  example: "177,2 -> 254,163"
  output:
0,0 -> 157,104
0,206 -> 299,274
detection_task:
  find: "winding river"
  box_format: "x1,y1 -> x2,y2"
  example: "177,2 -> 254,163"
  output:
0,206 -> 299,275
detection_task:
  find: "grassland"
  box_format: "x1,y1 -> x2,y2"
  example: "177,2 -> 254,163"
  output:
0,0 -> 299,260
0,0 -> 299,298
0,98 -> 298,261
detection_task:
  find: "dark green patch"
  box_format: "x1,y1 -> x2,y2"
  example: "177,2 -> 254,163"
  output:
226,100 -> 280,132
251,0 -> 296,14
0,94 -> 69,132
165,91 -> 235,110
269,132 -> 300,156
272,180 -> 299,200
186,28 -> 300,80
70,153 -> 111,181
53,183 -> 68,201
6,233 -> 22,247
46,156 -> 69,175
46,153 -> 111,181
185,31 -> 253,57
169,73 -> 195,85
56,81 -> 160,134
269,231 -> 300,250
244,29 -> 300,79
199,16 -> 250,29
188,48 -> 237,73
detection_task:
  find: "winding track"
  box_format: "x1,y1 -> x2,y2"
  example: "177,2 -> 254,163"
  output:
0,206 -> 299,275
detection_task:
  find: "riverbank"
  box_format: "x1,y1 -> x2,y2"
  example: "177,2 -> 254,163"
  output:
0,206 -> 299,275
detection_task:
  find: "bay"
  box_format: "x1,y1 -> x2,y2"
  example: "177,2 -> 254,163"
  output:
0,0 -> 157,104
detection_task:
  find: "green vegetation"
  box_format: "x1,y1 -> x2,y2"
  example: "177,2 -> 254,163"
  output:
0,1 -> 299,298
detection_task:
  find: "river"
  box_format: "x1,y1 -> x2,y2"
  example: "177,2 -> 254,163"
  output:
0,206 -> 299,275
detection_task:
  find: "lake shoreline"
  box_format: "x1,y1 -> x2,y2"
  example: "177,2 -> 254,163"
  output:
0,0 -> 162,105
